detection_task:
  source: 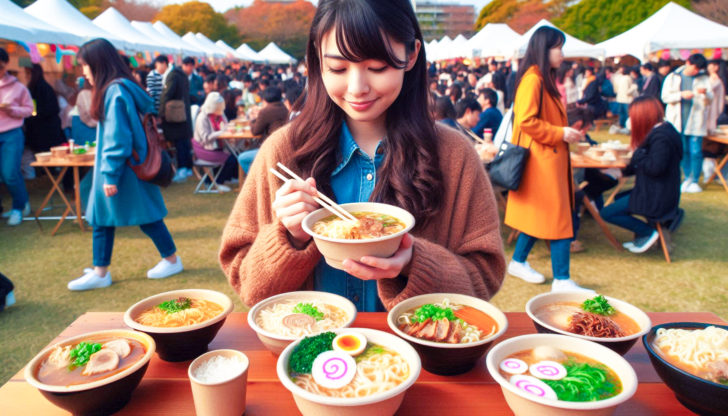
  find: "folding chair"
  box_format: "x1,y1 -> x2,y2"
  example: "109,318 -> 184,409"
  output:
193,159 -> 224,194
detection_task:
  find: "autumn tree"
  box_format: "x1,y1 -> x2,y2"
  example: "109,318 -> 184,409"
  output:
225,0 -> 315,60
154,1 -> 239,46
692,0 -> 728,26
475,0 -> 568,34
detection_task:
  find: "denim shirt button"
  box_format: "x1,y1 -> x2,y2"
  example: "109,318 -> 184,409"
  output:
366,173 -> 373,181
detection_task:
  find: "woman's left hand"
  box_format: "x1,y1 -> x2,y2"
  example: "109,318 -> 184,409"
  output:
343,234 -> 414,281
103,184 -> 118,197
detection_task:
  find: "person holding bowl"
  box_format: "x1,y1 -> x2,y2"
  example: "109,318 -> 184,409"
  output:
220,0 -> 505,312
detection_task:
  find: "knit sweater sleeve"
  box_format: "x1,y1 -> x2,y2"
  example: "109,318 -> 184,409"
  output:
376,129 -> 506,309
219,127 -> 322,307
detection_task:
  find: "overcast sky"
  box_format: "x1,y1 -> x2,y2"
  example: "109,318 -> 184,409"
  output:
160,0 -> 491,14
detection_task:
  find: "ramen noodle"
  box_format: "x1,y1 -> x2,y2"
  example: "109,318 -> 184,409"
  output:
312,211 -> 405,239
256,299 -> 349,338
135,298 -> 224,327
653,326 -> 728,385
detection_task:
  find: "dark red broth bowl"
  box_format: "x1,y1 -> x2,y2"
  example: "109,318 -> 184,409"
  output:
643,322 -> 728,416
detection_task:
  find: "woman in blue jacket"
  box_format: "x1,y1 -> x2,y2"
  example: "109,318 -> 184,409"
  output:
68,39 -> 183,291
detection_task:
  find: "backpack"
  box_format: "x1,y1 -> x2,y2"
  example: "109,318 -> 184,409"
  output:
127,113 -> 174,188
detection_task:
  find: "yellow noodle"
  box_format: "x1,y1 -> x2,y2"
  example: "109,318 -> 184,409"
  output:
136,299 -> 223,327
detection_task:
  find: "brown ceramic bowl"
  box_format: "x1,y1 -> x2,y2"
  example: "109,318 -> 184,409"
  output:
301,202 -> 415,271
277,327 -> 421,416
248,291 -> 357,356
525,292 -> 651,356
25,329 -> 155,416
387,293 -> 508,375
124,289 -> 233,362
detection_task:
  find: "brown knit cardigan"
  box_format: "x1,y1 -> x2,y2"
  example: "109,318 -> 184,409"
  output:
219,123 -> 506,310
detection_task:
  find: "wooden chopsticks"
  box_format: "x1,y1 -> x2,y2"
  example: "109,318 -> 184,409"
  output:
270,162 -> 358,224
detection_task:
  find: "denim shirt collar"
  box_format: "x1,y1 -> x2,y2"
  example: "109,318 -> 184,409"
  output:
332,121 -> 385,176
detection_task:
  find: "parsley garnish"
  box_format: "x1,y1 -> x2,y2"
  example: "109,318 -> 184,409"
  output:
157,297 -> 192,314
581,295 -> 616,316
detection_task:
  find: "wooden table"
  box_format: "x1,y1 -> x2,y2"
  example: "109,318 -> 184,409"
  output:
1,311 -> 723,415
704,134 -> 728,195
218,131 -> 260,191
30,158 -> 94,236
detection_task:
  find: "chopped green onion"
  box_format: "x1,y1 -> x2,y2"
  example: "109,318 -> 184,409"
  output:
292,303 -> 324,321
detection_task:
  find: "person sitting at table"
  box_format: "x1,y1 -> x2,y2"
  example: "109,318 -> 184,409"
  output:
237,86 -> 289,175
600,96 -> 682,254
219,0 -> 505,312
193,92 -> 239,192
431,95 -> 457,128
454,97 -> 483,142
67,39 -> 183,291
473,88 -> 503,139
577,67 -> 608,120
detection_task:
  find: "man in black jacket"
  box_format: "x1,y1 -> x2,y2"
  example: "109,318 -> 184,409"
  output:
639,63 -> 661,100
156,56 -> 193,182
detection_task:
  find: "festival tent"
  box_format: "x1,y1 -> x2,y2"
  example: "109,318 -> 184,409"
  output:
424,39 -> 439,61
257,42 -> 296,64
514,20 -> 604,59
0,0 -> 84,45
131,21 -> 200,57
195,33 -> 230,58
450,34 -> 471,59
25,0 -> 132,51
181,32 -> 223,58
152,21 -> 205,58
215,40 -> 243,59
596,2 -> 728,62
92,8 -> 174,55
467,23 -> 521,58
429,35 -> 452,61
236,43 -> 262,62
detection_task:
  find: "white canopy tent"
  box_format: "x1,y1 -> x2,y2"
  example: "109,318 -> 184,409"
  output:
257,42 -> 296,64
424,39 -> 439,61
428,35 -> 452,61
236,43 -> 262,62
181,32 -> 224,58
449,34 -> 471,59
25,0 -> 131,51
515,20 -> 604,59
92,8 -> 174,54
194,33 -> 230,58
152,21 -> 205,58
468,23 -> 521,58
596,2 -> 728,62
131,21 -> 200,57
0,0 -> 84,45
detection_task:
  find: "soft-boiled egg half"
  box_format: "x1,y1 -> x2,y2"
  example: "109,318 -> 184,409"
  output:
332,332 -> 367,356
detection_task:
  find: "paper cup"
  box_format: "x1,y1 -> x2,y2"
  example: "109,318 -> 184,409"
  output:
188,349 -> 249,416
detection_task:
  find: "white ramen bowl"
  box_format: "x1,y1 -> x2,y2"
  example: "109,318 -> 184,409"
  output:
277,327 -> 421,416
301,202 -> 415,270
486,333 -> 638,416
248,291 -> 357,356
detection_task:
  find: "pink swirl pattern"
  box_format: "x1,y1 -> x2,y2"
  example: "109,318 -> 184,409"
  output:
322,357 -> 348,380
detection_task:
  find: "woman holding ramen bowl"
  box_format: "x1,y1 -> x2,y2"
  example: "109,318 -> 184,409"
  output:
220,0 -> 505,312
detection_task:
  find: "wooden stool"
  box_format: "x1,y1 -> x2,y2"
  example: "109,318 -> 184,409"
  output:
656,223 -> 672,263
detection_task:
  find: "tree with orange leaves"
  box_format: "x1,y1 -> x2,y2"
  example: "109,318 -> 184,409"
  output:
155,1 -> 239,46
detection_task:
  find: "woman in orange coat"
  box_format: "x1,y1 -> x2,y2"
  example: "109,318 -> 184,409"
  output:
504,27 -> 591,292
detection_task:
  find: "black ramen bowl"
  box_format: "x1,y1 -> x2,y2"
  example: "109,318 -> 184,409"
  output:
124,289 -> 233,361
25,329 -> 155,416
643,322 -> 728,416
525,292 -> 651,356
387,293 -> 508,376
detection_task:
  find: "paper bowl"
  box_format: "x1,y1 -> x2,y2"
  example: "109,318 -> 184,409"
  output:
35,152 -> 52,162
525,292 -> 651,355
124,289 -> 233,361
486,333 -> 638,416
387,292 -> 508,375
276,327 -> 421,416
25,329 -> 155,416
301,202 -> 415,270
248,291 -> 357,356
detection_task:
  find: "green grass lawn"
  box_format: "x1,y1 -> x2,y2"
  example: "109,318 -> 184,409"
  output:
1,131 -> 726,385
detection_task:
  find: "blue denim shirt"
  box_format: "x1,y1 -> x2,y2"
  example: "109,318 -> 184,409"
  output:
313,122 -> 386,312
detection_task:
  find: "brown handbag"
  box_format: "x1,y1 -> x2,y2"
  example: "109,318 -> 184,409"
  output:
127,113 -> 174,187
164,99 -> 186,123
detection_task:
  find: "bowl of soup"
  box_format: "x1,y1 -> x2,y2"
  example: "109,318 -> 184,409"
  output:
387,293 -> 508,375
486,333 -> 638,416
643,322 -> 728,416
301,202 -> 415,271
248,291 -> 357,356
277,327 -> 420,416
124,289 -> 233,361
25,329 -> 155,416
526,292 -> 651,355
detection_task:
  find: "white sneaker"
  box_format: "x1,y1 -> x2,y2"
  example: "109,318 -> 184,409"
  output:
680,180 -> 692,193
628,230 -> 660,254
172,170 -> 188,183
702,159 -> 716,183
5,290 -> 15,308
216,184 -> 231,193
684,182 -> 702,193
507,260 -> 545,284
147,256 -> 183,279
551,279 -> 595,293
2,202 -> 30,218
622,241 -> 636,251
183,167 -> 193,178
608,125 -> 620,135
68,270 -> 112,291
7,210 -> 23,226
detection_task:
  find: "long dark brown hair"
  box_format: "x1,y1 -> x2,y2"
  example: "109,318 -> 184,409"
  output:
515,26 -> 565,99
289,0 -> 443,225
77,39 -> 138,121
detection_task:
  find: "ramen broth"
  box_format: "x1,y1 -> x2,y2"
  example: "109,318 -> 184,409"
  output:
536,302 -> 641,337
135,298 -> 224,328
37,337 -> 146,386
397,301 -> 498,344
312,212 -> 405,239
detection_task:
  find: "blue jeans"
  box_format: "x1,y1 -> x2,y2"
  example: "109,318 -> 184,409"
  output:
238,149 -> 259,174
615,103 -> 629,128
600,193 -> 654,238
512,233 -> 571,280
0,128 -> 29,210
681,134 -> 703,182
93,220 -> 176,267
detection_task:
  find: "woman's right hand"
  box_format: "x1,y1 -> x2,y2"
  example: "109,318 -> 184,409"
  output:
562,127 -> 584,144
272,177 -> 319,247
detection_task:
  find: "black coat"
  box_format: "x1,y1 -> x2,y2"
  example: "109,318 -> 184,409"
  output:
640,74 -> 661,100
623,122 -> 682,222
25,79 -> 65,152
578,79 -> 607,119
159,66 -> 192,141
